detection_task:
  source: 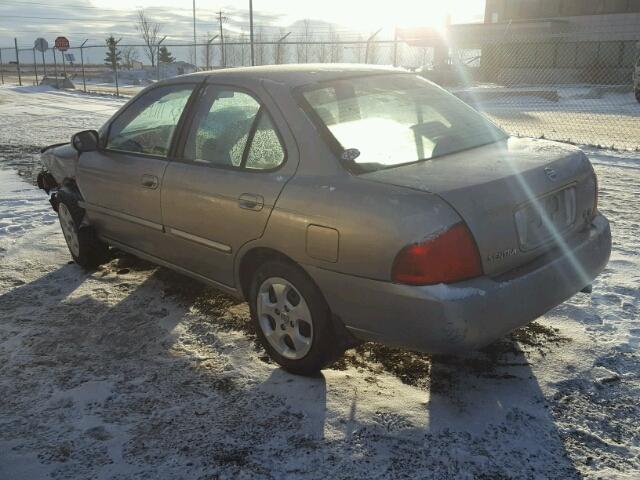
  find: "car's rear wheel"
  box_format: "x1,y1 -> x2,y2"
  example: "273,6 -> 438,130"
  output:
57,191 -> 110,269
636,89 -> 640,103
249,260 -> 345,375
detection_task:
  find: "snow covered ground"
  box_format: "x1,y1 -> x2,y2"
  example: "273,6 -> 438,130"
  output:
0,85 -> 638,479
474,88 -> 640,151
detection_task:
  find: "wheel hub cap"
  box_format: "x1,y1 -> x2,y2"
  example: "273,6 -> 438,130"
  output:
256,277 -> 313,360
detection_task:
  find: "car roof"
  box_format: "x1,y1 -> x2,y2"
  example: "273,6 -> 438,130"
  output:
180,63 -> 409,88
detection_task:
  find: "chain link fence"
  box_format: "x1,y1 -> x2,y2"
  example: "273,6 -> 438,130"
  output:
1,30 -> 639,150
435,24 -> 640,151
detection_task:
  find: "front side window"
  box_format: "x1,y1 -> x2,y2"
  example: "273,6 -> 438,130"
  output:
107,85 -> 194,157
299,74 -> 506,173
183,86 -> 285,170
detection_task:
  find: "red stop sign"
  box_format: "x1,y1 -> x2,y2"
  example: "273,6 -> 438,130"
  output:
55,36 -> 70,51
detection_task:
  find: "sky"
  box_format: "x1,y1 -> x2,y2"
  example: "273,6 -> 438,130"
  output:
0,0 -> 486,49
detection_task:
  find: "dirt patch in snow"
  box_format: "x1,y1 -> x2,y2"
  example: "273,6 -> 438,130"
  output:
0,144 -> 43,185
330,322 -> 569,391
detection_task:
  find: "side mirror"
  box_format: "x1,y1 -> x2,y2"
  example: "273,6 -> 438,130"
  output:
71,130 -> 99,153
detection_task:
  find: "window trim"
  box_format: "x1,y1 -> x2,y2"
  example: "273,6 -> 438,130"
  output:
103,81 -> 204,161
174,83 -> 288,174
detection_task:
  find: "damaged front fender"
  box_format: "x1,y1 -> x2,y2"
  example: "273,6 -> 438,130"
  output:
40,142 -> 79,185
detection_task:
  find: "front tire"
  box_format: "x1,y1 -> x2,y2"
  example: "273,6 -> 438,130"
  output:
636,89 -> 640,103
57,191 -> 109,269
249,260 -> 345,375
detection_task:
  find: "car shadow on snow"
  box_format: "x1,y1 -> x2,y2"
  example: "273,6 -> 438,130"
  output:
0,254 -> 583,478
326,325 -> 583,477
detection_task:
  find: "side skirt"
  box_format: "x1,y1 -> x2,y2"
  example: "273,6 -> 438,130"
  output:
101,236 -> 242,299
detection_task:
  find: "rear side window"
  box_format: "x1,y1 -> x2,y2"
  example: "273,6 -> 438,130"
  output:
183,86 -> 285,171
245,114 -> 285,170
107,85 -> 194,157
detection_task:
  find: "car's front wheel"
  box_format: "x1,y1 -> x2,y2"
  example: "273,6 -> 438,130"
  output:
249,260 -> 345,375
636,89 -> 640,103
57,191 -> 110,269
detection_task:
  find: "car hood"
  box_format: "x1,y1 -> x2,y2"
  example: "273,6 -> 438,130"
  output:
360,137 -> 597,276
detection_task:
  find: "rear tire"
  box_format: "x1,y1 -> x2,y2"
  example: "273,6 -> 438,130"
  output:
56,191 -> 110,269
249,260 -> 345,376
636,89 -> 640,103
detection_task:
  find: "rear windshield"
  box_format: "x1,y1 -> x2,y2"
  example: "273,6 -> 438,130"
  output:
299,73 -> 507,173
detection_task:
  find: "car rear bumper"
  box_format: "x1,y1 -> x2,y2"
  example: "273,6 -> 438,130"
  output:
305,213 -> 611,353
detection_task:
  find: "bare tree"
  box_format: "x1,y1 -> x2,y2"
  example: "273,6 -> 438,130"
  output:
254,27 -> 265,66
121,46 -> 139,70
136,9 -> 161,67
239,33 -> 248,67
225,34 -> 245,68
318,33 -> 330,63
356,35 -> 366,63
296,19 -> 312,63
329,28 -> 342,62
225,35 -> 238,67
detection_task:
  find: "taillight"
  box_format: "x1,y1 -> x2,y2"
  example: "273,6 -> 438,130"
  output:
391,223 -> 483,285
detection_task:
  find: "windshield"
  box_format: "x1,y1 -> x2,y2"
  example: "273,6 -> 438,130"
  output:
299,73 -> 507,173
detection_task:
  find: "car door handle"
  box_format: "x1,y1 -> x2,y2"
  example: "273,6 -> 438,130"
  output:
141,174 -> 159,190
238,193 -> 264,211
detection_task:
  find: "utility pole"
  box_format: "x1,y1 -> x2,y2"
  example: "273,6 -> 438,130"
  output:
192,0 -> 197,69
217,10 -> 227,67
249,0 -> 255,66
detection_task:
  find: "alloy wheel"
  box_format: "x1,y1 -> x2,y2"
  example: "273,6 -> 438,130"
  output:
256,277 -> 313,360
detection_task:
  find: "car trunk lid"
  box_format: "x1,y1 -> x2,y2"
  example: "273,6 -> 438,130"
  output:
360,137 -> 597,276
